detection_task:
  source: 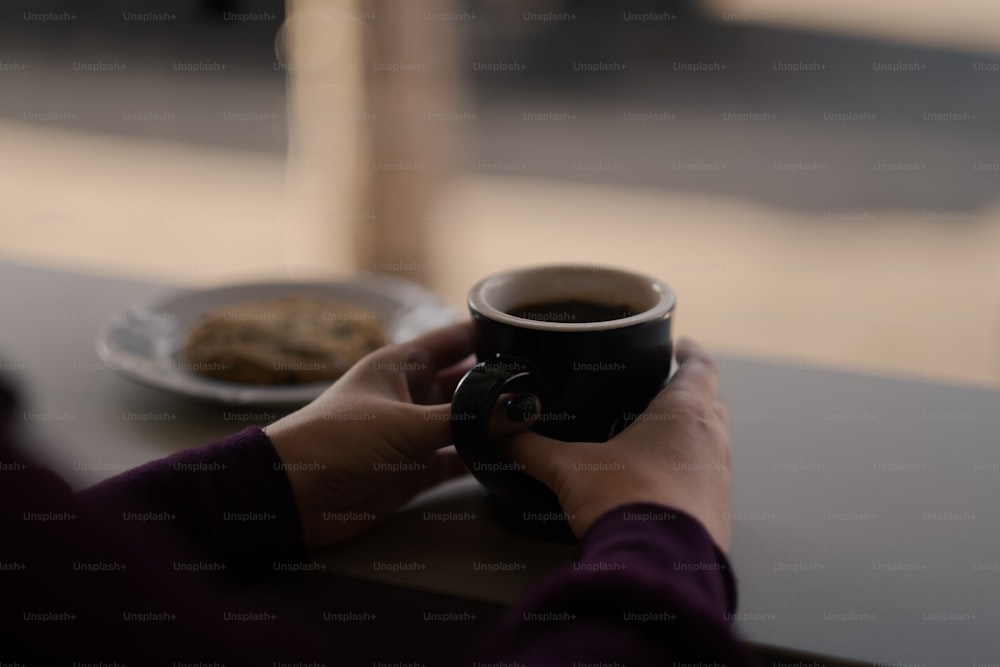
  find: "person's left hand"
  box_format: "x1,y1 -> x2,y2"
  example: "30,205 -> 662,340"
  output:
264,322 -> 529,550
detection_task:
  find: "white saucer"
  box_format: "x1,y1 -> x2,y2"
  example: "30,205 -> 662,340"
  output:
96,274 -> 458,406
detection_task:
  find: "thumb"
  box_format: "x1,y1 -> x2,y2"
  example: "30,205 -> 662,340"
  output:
402,394 -> 543,458
504,429 -> 573,492
399,402 -> 454,457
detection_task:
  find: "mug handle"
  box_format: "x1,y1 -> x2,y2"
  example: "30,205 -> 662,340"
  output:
450,355 -> 559,506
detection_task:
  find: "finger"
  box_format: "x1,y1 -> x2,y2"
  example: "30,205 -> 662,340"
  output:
401,392 -> 540,458
402,347 -> 440,404
350,322 -> 474,397
490,393 -> 540,437
400,324 -> 474,402
666,337 -> 720,403
433,356 -> 476,401
426,447 -> 470,487
713,396 -> 730,425
399,403 -> 455,455
504,429 -> 573,491
401,321 -> 475,372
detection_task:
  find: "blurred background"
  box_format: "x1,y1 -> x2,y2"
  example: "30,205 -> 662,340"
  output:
2,0 -> 999,387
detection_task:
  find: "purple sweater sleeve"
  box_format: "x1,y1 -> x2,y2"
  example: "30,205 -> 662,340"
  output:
79,426 -> 304,578
1,387 -> 340,666
473,504 -> 760,666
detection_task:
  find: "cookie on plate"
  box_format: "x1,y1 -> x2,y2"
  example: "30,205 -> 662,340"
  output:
182,295 -> 385,385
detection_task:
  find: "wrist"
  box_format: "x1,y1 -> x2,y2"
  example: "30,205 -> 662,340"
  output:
570,484 -> 730,553
578,501 -> 739,616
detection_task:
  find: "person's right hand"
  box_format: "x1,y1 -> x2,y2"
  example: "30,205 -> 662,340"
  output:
505,338 -> 733,551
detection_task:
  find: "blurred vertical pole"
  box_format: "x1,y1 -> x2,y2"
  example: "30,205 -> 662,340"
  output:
359,0 -> 462,283
282,0 -> 366,278
283,0 -> 462,284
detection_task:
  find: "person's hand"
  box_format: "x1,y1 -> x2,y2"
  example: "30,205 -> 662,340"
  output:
264,322 -> 531,550
505,338 -> 733,551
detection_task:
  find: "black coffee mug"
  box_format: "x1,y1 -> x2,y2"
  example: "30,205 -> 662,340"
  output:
450,265 -> 676,541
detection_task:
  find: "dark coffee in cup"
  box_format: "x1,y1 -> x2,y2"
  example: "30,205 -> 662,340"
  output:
450,265 -> 676,541
508,299 -> 639,324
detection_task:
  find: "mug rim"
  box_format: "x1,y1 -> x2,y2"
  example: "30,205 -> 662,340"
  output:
468,264 -> 675,332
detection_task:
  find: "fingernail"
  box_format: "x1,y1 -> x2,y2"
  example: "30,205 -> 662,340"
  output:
505,394 -> 539,422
